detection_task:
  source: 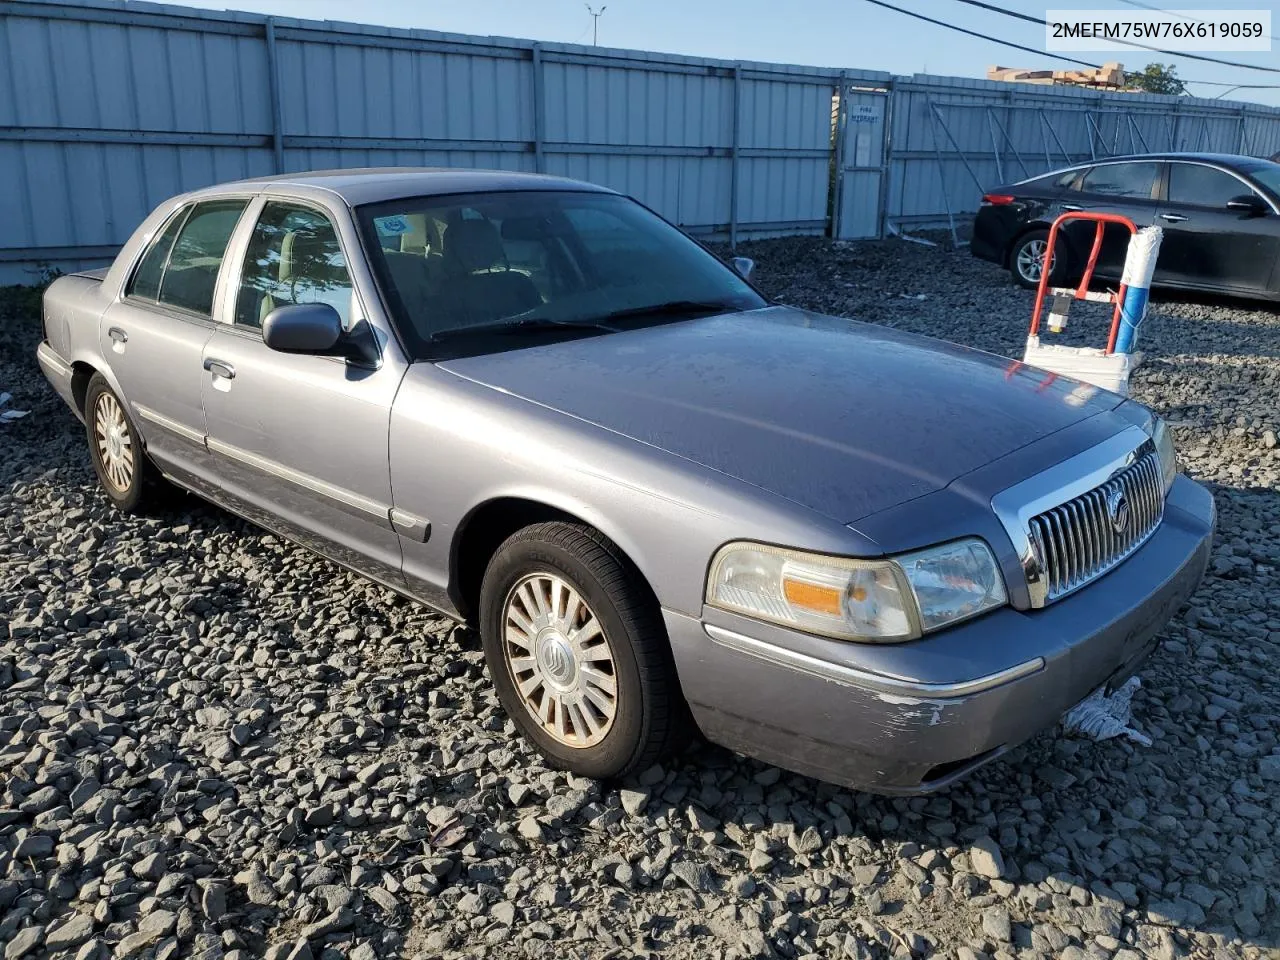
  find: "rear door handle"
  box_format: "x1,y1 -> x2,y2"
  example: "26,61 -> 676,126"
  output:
203,358 -> 236,379
1159,213 -> 1189,223
108,326 -> 128,343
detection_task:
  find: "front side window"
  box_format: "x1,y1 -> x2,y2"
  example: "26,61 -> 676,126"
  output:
235,202 -> 353,330
1167,164 -> 1254,208
358,190 -> 764,357
1079,162 -> 1159,200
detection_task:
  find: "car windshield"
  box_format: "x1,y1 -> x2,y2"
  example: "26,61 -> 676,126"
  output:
356,190 -> 765,357
1238,160 -> 1280,199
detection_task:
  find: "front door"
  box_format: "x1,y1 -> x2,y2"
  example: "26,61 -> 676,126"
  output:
102,199 -> 249,478
1155,161 -> 1279,296
199,198 -> 407,587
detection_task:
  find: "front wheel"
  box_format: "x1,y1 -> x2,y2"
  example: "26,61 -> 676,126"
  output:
1009,229 -> 1066,289
479,521 -> 686,779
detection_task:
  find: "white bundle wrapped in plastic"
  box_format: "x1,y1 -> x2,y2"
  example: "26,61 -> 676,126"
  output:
1061,676 -> 1151,746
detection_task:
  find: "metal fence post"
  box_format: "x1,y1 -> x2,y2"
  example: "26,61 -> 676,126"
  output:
730,63 -> 741,249
830,70 -> 847,240
531,43 -> 545,173
264,17 -> 285,173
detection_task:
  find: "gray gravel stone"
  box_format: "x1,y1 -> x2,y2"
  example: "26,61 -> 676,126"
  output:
3,235 -> 1279,959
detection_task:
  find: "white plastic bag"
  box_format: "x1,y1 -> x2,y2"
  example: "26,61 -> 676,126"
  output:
1062,676 -> 1151,746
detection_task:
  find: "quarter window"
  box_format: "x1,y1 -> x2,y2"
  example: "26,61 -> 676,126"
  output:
128,207 -> 189,302
1168,164 -> 1256,208
1079,162 -> 1159,200
235,202 -> 353,330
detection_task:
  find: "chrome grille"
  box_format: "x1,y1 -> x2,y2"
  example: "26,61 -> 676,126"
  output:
1029,450 -> 1165,602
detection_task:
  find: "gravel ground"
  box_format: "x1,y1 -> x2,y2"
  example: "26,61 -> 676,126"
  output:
2,238 -> 1278,960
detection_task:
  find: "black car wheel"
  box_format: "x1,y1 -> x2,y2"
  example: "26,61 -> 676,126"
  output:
1010,229 -> 1066,289
479,521 -> 687,779
84,373 -> 164,513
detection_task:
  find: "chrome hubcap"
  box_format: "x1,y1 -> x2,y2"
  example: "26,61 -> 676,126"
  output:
1016,239 -> 1054,282
94,393 -> 134,493
503,572 -> 617,748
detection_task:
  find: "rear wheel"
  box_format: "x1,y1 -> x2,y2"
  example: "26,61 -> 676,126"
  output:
84,374 -> 163,513
1010,229 -> 1066,289
479,521 -> 686,779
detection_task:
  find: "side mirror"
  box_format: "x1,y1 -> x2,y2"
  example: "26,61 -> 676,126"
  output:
262,303 -> 342,354
731,256 -> 756,281
1226,193 -> 1266,216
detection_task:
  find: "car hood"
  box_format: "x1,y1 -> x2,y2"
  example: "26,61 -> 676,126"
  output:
438,306 -> 1123,523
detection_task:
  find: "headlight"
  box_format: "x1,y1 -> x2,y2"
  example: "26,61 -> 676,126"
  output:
706,538 -> 1006,643
894,539 -> 1009,633
1152,417 -> 1177,492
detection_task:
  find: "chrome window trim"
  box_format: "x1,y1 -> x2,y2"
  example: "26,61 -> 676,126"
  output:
703,624 -> 1044,699
991,425 -> 1152,608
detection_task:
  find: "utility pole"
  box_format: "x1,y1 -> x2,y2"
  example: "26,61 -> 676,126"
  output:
585,4 -> 606,46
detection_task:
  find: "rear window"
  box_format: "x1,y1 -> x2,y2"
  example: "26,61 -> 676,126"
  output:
1019,169 -> 1080,191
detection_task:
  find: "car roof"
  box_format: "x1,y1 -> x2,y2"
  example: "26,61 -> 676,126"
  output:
192,167 -> 616,206
1064,152 -> 1272,168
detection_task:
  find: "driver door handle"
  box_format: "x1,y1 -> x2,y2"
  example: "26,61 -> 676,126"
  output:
108,326 -> 128,343
1060,203 -> 1083,212
203,358 -> 236,379
1159,213 -> 1189,223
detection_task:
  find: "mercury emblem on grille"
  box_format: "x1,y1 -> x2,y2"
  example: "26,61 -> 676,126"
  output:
1106,486 -> 1130,535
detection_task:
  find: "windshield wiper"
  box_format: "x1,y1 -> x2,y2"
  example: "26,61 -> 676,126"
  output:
597,299 -> 741,324
429,316 -> 619,343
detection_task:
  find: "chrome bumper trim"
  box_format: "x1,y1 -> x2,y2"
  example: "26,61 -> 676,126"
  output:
703,624 -> 1044,699
36,340 -> 72,379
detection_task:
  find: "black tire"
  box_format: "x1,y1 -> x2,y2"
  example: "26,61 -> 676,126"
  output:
1009,229 -> 1068,290
83,373 -> 163,513
479,521 -> 686,779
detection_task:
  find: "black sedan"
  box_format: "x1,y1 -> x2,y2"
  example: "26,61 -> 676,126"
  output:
971,152 -> 1280,300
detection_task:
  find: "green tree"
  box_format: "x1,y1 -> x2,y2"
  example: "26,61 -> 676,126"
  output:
1127,63 -> 1187,96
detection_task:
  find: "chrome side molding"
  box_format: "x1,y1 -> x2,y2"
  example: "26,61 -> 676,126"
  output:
703,624 -> 1044,699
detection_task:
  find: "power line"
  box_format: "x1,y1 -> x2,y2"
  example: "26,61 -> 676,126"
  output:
862,0 -> 1280,94
860,0 -> 1103,69
948,0 -> 1280,74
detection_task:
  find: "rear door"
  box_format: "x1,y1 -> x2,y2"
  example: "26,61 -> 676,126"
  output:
101,198 -> 250,479
198,196 -> 408,588
1154,161 -> 1279,295
1063,160 -> 1162,278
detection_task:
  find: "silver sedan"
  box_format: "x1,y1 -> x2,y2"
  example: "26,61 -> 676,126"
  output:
36,169 -> 1214,793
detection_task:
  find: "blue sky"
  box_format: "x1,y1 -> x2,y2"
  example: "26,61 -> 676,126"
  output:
163,0 -> 1280,106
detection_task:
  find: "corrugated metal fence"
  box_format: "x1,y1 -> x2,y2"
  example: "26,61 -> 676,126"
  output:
0,0 -> 888,281
885,74 -> 1280,242
4,0 -> 1280,281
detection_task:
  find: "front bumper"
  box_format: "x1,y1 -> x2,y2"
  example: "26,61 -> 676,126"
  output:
666,474 -> 1214,794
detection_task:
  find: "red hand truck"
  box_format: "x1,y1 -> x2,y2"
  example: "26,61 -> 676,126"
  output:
1028,211 -> 1137,355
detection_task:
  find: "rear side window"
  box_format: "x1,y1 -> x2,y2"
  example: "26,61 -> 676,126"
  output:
235,202 -> 353,330
1079,162 -> 1159,200
1168,164 -> 1253,208
128,209 -> 189,301
127,199 -> 249,316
